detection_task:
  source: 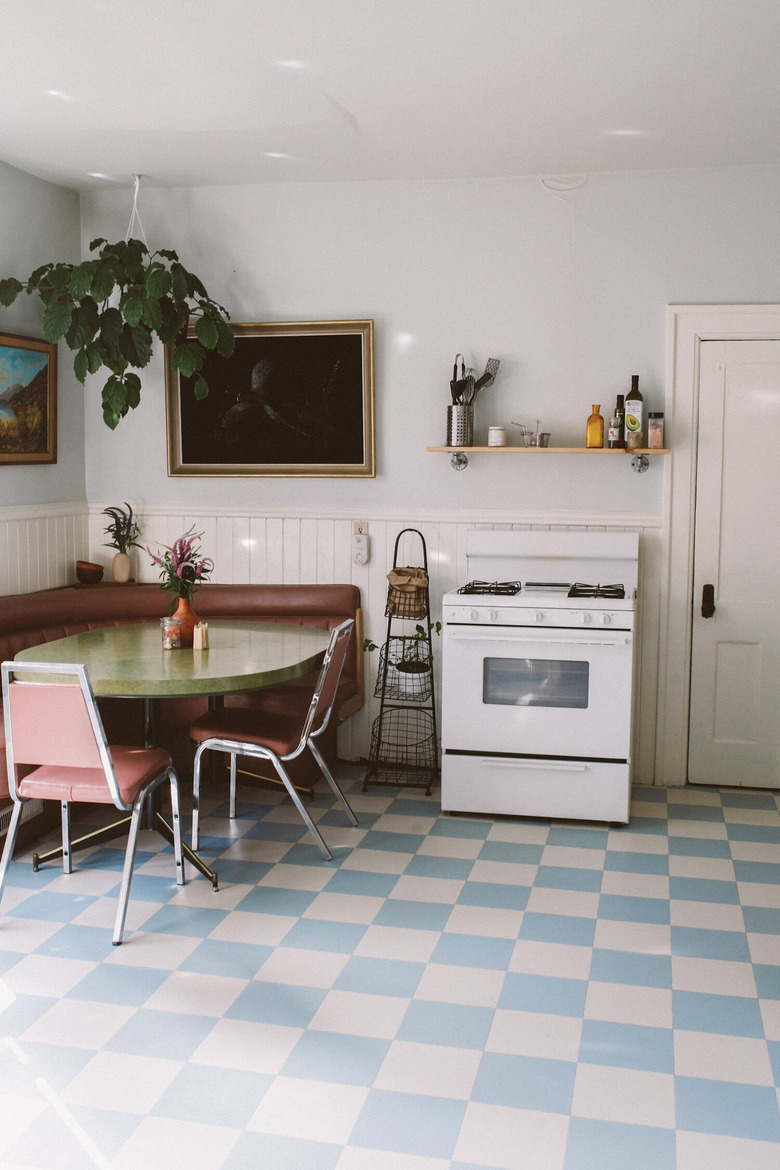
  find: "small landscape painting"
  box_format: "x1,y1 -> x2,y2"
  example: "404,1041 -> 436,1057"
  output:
0,333 -> 57,464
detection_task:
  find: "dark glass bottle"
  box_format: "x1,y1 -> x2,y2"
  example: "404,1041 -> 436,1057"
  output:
608,394 -> 625,449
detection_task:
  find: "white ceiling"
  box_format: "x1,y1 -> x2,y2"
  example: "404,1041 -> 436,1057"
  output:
3,0 -> 780,194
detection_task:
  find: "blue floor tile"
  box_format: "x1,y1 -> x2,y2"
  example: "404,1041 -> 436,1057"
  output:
429,818 -> 491,840
673,990 -> 764,1037
234,885 -> 318,916
324,868 -> 400,897
362,831 -> 426,853
6,890 -> 98,922
726,824 -> 780,844
500,971 -> 588,1017
223,1132 -> 341,1170
279,917 -> 366,953
334,954 -> 425,997
589,948 -> 671,988
578,1019 -> 674,1072
675,1075 -> 780,1141
598,893 -> 670,924
281,1029 -> 390,1085
478,840 -> 544,863
106,1007 -> 216,1059
152,1063 -> 273,1127
472,1051 -> 576,1112
669,837 -> 731,858
669,876 -> 740,904
178,939 -> 273,978
397,1000 -> 494,1049
754,963 -> 780,1000
373,898 -> 452,931
519,912 -> 596,947
721,792 -> 778,809
564,1117 -> 677,1170
33,923 -> 115,959
604,851 -> 669,875
457,880 -> 531,910
667,803 -> 724,822
671,925 -> 750,961
535,865 -> 603,892
226,980 -> 326,1027
430,932 -> 514,971
348,1089 -> 467,1159
141,903 -> 230,936
547,826 -> 609,849
733,859 -> 780,885
65,963 -> 170,1006
405,854 -> 474,880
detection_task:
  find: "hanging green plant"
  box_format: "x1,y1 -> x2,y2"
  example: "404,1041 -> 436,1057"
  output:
0,237 -> 235,429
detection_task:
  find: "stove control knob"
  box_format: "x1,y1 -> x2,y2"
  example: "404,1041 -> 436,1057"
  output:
470,609 -> 479,622
581,612 -> 592,625
489,609 -> 499,622
534,611 -> 545,623
601,613 -> 612,626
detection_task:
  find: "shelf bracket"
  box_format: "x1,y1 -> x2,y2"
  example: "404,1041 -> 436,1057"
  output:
631,454 -> 650,474
450,452 -> 469,471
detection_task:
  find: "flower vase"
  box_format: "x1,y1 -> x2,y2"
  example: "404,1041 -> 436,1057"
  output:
172,596 -> 199,648
112,552 -> 131,583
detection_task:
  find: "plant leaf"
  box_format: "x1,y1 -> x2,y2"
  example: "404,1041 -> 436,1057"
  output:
170,263 -> 190,303
193,375 -> 209,400
68,261 -> 96,299
0,277 -> 22,306
120,290 -> 144,327
145,265 -> 171,298
65,296 -> 100,349
119,322 -> 153,367
85,339 -> 107,373
42,295 -> 73,342
89,237 -> 107,252
124,372 -> 142,410
171,344 -> 198,377
215,319 -> 236,358
195,315 -> 218,349
158,297 -> 187,343
140,295 -> 163,331
90,263 -> 116,304
73,348 -> 89,384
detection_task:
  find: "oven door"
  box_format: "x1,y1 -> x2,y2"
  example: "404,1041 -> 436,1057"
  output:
441,622 -> 633,760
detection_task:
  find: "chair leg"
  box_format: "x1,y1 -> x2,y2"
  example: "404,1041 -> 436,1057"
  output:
0,802 -> 24,907
113,791 -> 145,945
168,769 -> 185,887
192,742 -> 206,850
61,801 -> 72,874
308,739 -> 359,826
273,760 -> 333,861
229,753 -> 237,819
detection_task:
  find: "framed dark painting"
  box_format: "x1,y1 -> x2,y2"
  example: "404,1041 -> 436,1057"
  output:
165,319 -> 375,477
0,332 -> 57,464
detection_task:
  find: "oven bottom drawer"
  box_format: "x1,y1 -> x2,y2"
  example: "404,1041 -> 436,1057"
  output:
441,754 -> 630,824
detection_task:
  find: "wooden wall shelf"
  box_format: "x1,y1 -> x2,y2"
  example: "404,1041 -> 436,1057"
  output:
427,445 -> 669,472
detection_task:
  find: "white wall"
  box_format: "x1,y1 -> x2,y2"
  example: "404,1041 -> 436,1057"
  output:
79,164 -> 780,515
0,160 -> 85,506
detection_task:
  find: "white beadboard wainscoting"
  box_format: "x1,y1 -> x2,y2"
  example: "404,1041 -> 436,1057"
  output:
88,505 -> 664,787
0,503 -> 664,786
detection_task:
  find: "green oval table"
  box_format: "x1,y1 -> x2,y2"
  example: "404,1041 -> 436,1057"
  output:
14,620 -> 330,887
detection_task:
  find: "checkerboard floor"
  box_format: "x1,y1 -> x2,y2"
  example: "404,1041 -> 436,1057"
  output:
1,770 -> 780,1169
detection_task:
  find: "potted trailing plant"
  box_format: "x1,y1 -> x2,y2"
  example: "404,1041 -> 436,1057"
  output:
395,621 -> 442,674
102,502 -> 142,583
0,237 -> 235,429
147,527 -> 214,647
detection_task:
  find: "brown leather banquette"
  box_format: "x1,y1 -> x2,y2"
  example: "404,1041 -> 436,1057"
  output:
0,582 -> 364,815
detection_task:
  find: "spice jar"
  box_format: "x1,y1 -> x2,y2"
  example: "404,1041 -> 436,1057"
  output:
488,426 -> 506,447
647,412 -> 664,449
160,616 -> 182,649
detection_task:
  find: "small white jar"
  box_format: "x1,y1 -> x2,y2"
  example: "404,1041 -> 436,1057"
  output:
488,426 -> 506,447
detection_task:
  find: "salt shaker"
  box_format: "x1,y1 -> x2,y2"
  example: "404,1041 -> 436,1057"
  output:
160,616 -> 182,649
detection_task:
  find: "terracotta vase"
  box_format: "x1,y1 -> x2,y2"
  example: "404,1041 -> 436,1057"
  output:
112,551 -> 131,583
172,595 -> 199,648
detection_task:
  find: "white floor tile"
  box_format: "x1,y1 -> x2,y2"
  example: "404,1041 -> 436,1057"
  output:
584,981 -> 673,1028
373,1039 -> 481,1099
21,997 -> 135,1049
143,970 -> 247,1016
508,939 -> 593,980
571,1062 -> 676,1127
444,904 -> 524,940
112,1116 -> 240,1170
255,945 -> 349,988
454,1102 -> 569,1170
309,989 -> 409,1039
61,1050 -> 183,1113
414,963 -> 505,1008
486,1008 -> 583,1062
190,1018 -> 302,1073
354,925 -> 439,963
246,1074 -> 368,1143
673,1030 -> 774,1085
671,955 -> 757,997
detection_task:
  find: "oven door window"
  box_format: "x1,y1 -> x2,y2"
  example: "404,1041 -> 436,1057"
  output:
483,656 -> 589,709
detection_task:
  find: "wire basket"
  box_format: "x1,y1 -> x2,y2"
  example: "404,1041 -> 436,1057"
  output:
386,574 -> 428,618
373,636 -> 434,701
368,708 -> 438,781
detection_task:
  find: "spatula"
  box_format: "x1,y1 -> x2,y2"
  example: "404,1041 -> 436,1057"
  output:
474,357 -> 500,393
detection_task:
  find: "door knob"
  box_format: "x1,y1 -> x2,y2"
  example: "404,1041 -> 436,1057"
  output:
701,584 -> 715,618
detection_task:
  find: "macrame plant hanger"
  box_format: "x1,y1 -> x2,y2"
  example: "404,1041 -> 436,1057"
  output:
125,174 -> 148,246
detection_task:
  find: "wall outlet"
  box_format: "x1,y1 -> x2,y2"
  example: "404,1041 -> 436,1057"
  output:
353,521 -> 368,535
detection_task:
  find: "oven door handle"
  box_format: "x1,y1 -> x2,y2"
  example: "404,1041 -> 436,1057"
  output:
484,758 -> 587,772
445,632 -> 631,648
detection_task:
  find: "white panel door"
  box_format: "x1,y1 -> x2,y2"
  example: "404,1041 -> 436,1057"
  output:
689,340 -> 780,787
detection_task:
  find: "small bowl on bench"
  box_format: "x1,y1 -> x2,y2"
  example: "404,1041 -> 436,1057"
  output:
76,561 -> 104,585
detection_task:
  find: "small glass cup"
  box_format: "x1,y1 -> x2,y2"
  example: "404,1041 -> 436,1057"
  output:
160,616 -> 182,649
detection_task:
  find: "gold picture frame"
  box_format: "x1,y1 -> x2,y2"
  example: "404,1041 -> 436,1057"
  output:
165,319 -> 375,477
0,332 -> 57,465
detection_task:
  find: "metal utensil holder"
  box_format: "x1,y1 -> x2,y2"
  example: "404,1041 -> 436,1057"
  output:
447,404 -> 473,447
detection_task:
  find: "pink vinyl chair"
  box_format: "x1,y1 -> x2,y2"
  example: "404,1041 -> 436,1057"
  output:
0,660 -> 184,945
189,618 -> 359,860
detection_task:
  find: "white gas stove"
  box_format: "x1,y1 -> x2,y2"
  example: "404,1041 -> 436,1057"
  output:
440,530 -> 639,824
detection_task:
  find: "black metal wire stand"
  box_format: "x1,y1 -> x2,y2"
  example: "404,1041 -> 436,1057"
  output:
363,528 -> 440,795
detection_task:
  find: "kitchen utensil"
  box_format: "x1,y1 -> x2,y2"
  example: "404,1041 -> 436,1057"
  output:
474,357 -> 500,393
450,353 -> 466,402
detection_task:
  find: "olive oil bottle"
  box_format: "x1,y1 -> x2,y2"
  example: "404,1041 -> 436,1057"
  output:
625,375 -> 644,449
586,404 -> 604,448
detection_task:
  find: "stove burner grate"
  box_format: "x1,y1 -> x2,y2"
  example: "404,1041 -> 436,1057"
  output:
458,580 -> 522,596
568,582 -> 626,599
